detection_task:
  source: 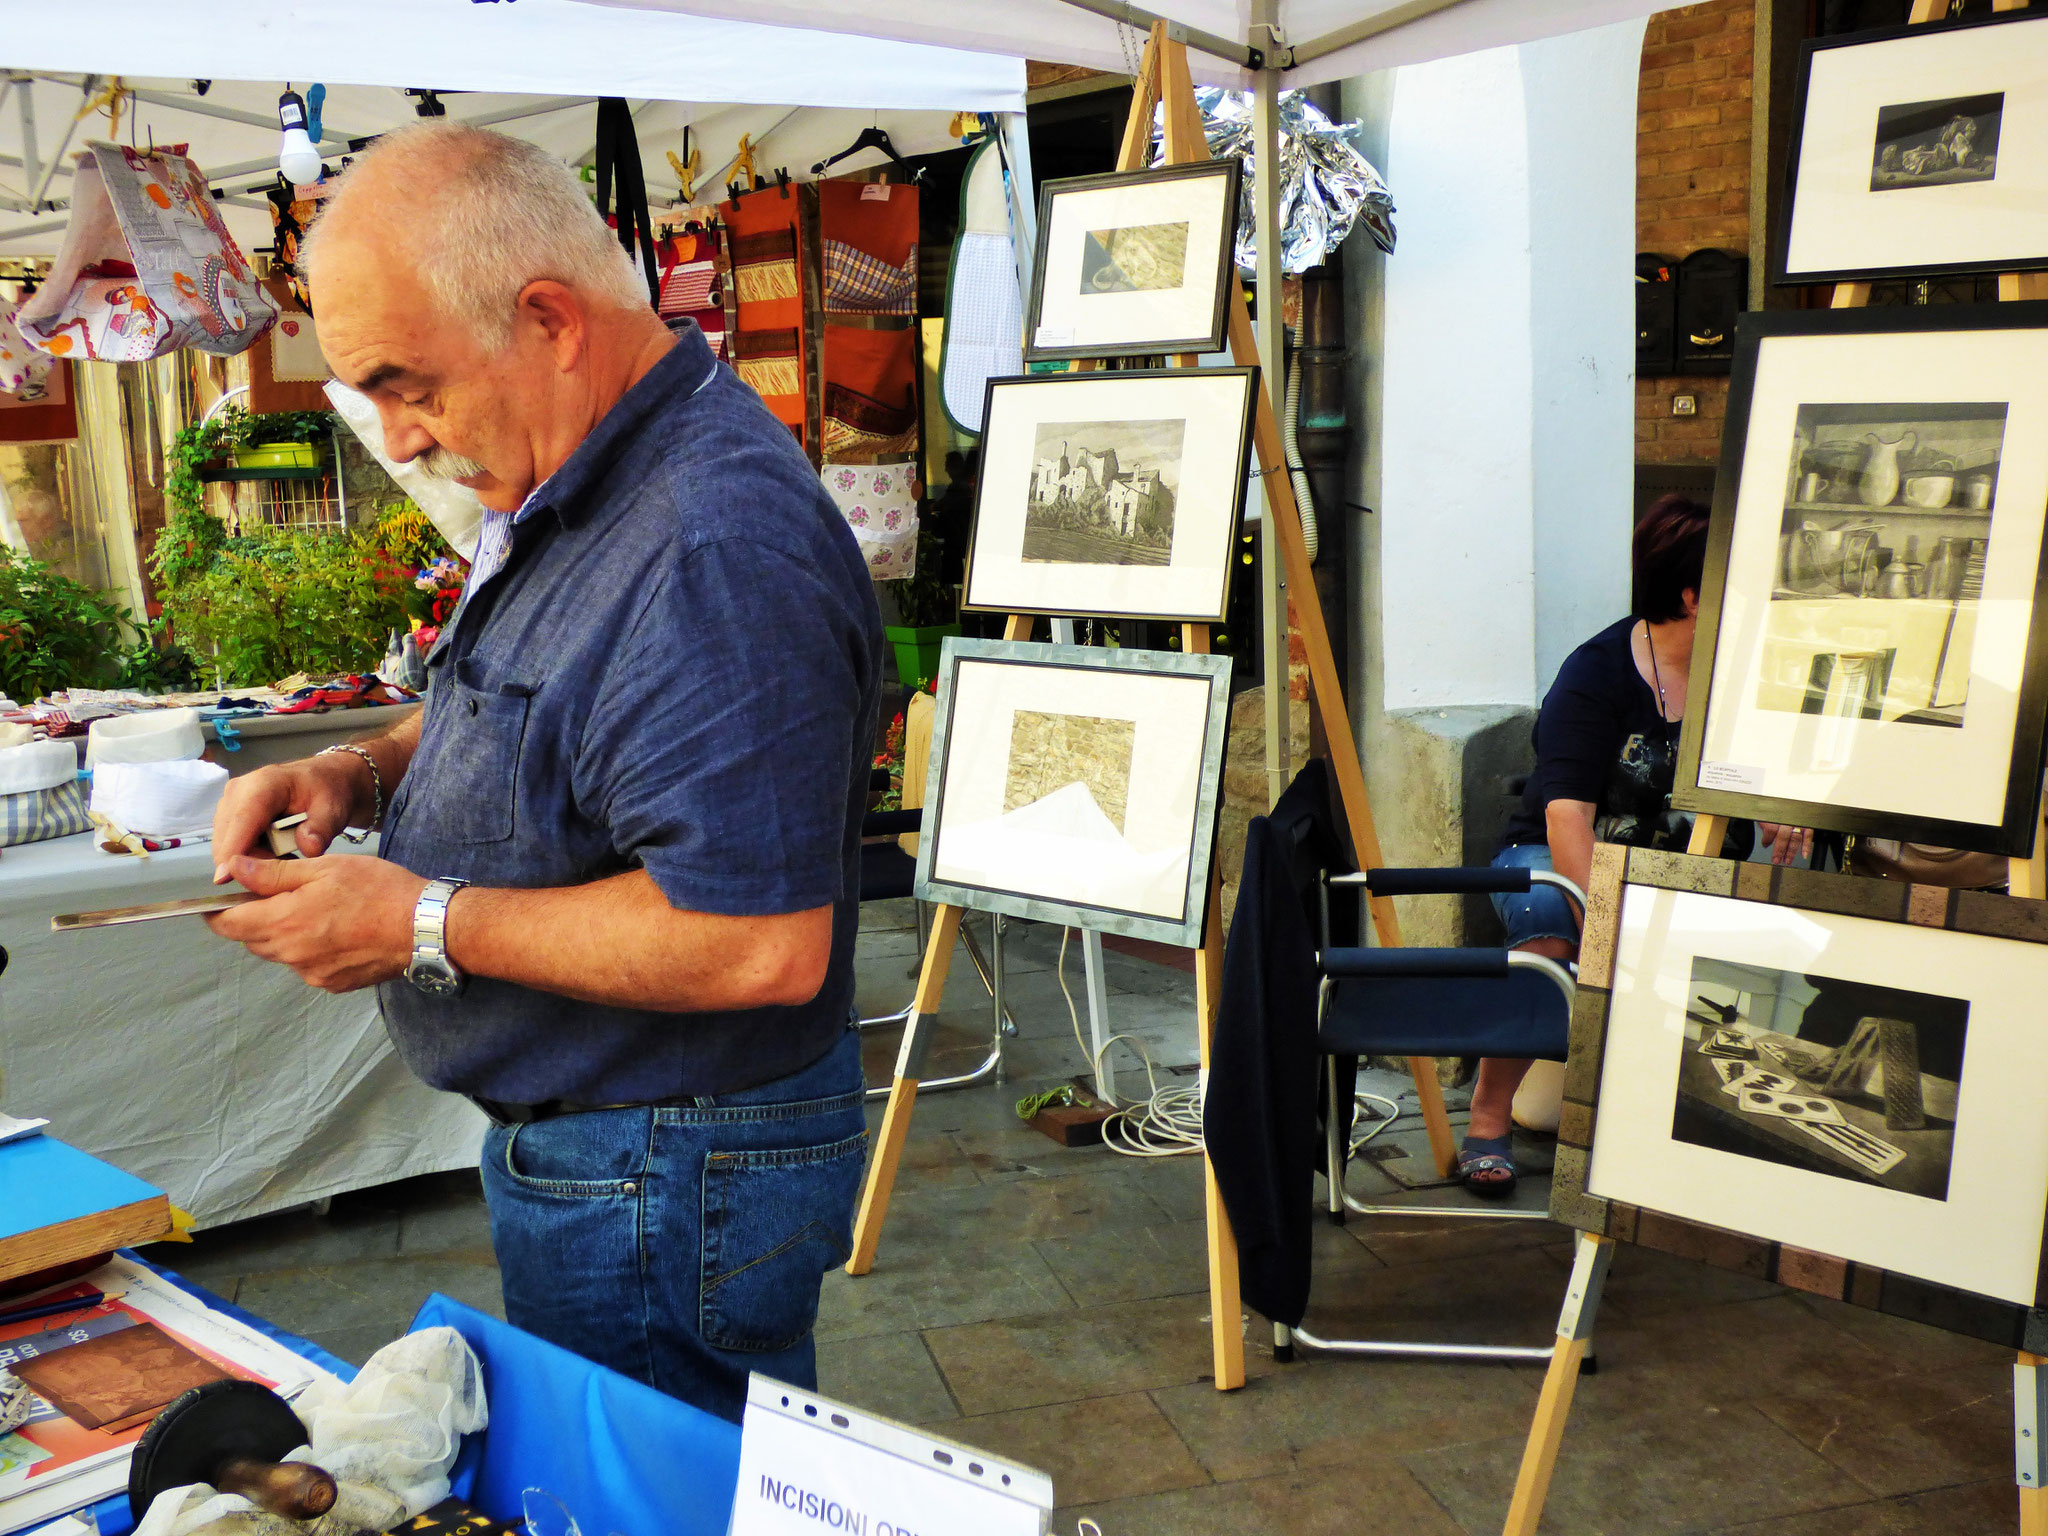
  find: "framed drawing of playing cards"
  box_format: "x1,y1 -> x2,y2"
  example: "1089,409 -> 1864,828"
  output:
1551,846 -> 2048,1347
1024,161 -> 1241,363
1674,303 -> 2048,856
1777,8 -> 2048,286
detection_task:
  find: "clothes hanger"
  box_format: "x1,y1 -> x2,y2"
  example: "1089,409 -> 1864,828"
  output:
810,125 -> 909,176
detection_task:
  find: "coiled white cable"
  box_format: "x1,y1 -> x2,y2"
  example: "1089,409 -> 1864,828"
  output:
1055,927 -> 1205,1157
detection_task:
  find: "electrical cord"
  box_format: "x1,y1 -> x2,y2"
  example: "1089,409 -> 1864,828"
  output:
1049,929 -> 1412,1164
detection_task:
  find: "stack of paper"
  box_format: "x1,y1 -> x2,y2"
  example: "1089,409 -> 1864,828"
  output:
0,1257 -> 335,1534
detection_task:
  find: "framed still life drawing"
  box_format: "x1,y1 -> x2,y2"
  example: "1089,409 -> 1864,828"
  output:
1552,846 -> 2048,1348
913,638 -> 1233,947
1778,8 -> 2048,285
1674,304 -> 2048,855
961,367 -> 1257,624
1024,161 -> 1241,362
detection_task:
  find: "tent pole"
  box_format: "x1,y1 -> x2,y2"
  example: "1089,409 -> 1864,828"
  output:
1285,0 -> 1477,68
18,81 -> 40,214
1049,0 -> 1261,67
998,112 -> 1039,300
1251,0 -> 1288,809
124,87 -> 363,148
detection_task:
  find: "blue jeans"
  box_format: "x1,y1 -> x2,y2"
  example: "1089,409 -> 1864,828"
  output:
1489,843 -> 1581,949
479,1026 -> 867,1423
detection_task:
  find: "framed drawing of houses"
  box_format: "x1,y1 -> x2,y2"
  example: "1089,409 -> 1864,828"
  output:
913,637 -> 1233,947
1552,845 -> 2048,1349
1777,9 -> 2048,286
1673,303 -> 2048,856
1024,161 -> 1241,363
961,368 -> 1257,625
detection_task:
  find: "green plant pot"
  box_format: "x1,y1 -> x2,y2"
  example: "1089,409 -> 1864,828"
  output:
883,622 -> 959,691
233,441 -> 321,470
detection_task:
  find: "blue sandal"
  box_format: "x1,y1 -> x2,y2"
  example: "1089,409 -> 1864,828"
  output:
1457,1134 -> 1519,1199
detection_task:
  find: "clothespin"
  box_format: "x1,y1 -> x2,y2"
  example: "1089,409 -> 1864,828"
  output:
732,132 -> 758,195
667,146 -> 700,203
774,167 -> 790,198
948,111 -> 991,143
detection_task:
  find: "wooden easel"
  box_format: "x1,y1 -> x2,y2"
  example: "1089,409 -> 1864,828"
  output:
1507,6 -> 2048,1523
843,21 -> 1459,1396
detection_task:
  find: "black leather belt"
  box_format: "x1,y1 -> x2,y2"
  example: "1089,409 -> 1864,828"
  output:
469,1095 -> 671,1126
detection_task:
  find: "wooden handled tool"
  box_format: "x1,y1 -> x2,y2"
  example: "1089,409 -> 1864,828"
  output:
129,1379 -> 337,1522
53,816 -> 310,931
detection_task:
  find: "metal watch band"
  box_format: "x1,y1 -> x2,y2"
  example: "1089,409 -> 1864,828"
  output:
317,742 -> 385,830
413,877 -> 471,963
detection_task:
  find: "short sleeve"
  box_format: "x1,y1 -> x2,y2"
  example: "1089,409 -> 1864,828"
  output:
1528,645 -> 1627,812
573,537 -> 865,916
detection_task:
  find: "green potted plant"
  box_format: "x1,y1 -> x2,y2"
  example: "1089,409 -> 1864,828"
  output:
883,525 -> 959,691
232,409 -> 333,471
0,546 -> 129,701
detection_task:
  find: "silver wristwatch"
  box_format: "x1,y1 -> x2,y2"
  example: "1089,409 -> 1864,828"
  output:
406,878 -> 472,997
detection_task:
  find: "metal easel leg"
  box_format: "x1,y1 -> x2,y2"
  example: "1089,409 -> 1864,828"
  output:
2016,1351 -> 2048,1534
1501,1233 -> 1614,1536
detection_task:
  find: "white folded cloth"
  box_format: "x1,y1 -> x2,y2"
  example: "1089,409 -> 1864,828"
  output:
86,707 -> 205,767
90,758 -> 229,839
0,737 -> 78,795
0,721 -> 31,750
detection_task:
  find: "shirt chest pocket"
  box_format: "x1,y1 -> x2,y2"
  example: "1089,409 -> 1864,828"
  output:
428,658 -> 540,843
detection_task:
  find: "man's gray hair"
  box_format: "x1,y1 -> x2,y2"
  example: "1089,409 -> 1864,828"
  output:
301,121 -> 648,350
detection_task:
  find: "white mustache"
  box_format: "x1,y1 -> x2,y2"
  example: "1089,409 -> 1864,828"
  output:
416,445 -> 487,482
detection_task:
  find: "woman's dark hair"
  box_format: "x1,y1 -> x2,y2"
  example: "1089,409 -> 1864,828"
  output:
1633,493 -> 1712,623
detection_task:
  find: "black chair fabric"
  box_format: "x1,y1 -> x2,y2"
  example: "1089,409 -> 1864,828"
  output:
1320,971 -> 1569,1060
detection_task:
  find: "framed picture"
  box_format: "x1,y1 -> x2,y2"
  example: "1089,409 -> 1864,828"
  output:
1777,9 -> 2048,286
1553,845 -> 2048,1348
1674,303 -> 2048,856
1024,161 -> 1241,362
914,637 -> 1233,947
961,367 -> 1257,624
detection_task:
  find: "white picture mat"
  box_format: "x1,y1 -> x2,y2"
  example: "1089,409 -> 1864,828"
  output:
929,658 -> 1212,921
967,371 -> 1248,619
1035,171 -> 1233,350
1588,886 -> 2048,1305
1786,20 -> 2048,277
1697,327 -> 2048,825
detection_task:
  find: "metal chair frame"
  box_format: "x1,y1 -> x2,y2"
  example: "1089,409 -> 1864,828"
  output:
1277,864 -> 1588,1365
858,905 -> 1017,1101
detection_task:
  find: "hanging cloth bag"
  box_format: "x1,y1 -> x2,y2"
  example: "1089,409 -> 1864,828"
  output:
18,143 -> 276,362
593,99 -> 662,310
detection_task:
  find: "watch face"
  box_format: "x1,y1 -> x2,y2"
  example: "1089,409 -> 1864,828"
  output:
407,958 -> 462,997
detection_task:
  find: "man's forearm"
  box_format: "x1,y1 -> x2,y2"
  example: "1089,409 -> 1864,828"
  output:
441,868 -> 832,1013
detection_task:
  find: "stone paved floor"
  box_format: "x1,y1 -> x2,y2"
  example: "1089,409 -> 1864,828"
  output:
142,902 -> 2020,1533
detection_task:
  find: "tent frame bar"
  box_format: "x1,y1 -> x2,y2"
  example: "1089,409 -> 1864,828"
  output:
1286,0 -> 1476,67
1050,0 -> 1482,71
1049,0 -> 1265,68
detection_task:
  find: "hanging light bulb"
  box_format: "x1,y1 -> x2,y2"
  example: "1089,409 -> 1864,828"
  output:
277,89 -> 324,187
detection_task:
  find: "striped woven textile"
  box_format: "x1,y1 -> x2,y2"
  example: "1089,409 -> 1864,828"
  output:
823,240 -> 916,315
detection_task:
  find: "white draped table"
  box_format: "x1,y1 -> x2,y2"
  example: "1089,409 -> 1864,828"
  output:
0,831 -> 485,1228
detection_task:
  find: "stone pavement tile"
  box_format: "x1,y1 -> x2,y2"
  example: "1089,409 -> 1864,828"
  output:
1151,1353 -> 1538,1484
952,1391 -> 1209,1506
1573,1240 -> 1787,1321
1344,1201 -> 1568,1270
815,1238 -> 1071,1342
144,1200 -> 402,1290
1750,1363 -> 2015,1500
1063,1459 -> 1465,1536
393,1175 -> 493,1258
1032,1213 -> 1384,1312
1403,1401 -> 1868,1535
1788,1289 -> 2015,1373
1708,1477 -> 2014,1534
1293,1244 -> 1569,1352
924,1292 -> 1275,1417
316,1323 -> 401,1370
882,1166 -> 1176,1247
816,1331 -> 961,1425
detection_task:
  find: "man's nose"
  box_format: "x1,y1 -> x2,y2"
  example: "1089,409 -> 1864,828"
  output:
379,410 -> 436,465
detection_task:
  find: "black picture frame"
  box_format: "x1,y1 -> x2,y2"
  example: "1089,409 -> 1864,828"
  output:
1023,160 -> 1241,364
1775,7 -> 2048,288
1674,303 -> 2048,856
959,366 -> 1258,625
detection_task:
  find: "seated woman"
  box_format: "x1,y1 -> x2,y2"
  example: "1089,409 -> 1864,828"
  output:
1464,493 -> 1806,1196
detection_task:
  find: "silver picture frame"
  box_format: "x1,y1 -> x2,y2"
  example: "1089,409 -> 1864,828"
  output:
913,637 -> 1233,947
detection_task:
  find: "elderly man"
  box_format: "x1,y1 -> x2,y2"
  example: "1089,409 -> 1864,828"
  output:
206,123 -> 882,1422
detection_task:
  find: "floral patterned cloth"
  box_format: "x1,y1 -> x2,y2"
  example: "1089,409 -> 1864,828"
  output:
822,462 -> 918,580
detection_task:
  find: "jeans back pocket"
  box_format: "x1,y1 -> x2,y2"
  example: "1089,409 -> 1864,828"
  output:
699,1129 -> 867,1354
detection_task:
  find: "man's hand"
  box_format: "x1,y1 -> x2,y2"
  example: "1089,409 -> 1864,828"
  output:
211,755 -> 371,878
206,854 -> 428,993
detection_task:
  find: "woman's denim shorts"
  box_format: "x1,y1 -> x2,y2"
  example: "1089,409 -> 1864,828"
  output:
1489,842 -> 1581,948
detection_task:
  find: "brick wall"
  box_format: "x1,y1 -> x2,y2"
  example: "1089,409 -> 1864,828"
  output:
1636,0 -> 1754,466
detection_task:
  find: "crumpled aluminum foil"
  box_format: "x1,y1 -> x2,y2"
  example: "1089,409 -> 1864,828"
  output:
1155,88 -> 1396,273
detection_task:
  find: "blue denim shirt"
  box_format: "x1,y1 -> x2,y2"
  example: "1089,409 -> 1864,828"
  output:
377,323 -> 883,1102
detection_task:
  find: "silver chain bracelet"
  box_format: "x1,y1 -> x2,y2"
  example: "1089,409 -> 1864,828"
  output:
316,743 -> 385,838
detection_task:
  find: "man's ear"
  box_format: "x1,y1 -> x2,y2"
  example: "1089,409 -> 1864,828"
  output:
514,280 -> 586,370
